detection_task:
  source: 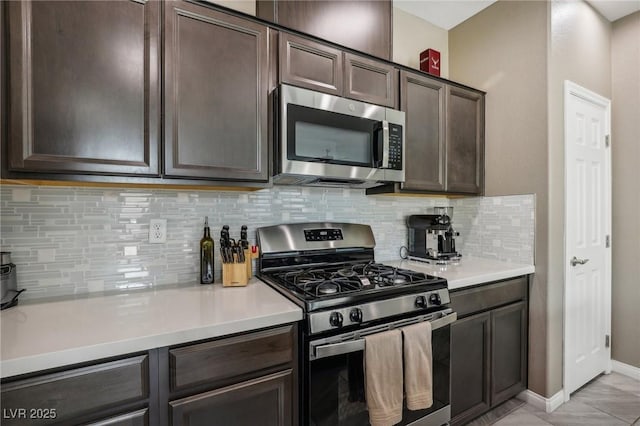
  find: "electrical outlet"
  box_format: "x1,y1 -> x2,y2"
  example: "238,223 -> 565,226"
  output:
149,219 -> 167,244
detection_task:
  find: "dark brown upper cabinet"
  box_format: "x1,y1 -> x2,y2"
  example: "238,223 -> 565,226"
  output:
367,70 -> 484,196
446,86 -> 485,194
399,71 -> 446,192
257,0 -> 392,60
6,0 -> 161,176
344,53 -> 398,108
279,32 -> 343,96
164,1 -> 269,182
279,33 -> 398,108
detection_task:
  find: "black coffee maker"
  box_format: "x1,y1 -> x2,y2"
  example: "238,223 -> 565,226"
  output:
407,207 -> 461,264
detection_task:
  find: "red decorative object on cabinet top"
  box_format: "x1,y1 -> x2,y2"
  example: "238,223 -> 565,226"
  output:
420,48 -> 441,76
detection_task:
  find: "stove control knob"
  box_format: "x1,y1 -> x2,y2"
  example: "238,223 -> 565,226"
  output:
429,293 -> 442,306
349,308 -> 363,324
415,295 -> 427,309
329,312 -> 344,327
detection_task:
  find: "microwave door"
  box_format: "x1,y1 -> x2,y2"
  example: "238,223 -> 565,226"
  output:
287,104 -> 377,168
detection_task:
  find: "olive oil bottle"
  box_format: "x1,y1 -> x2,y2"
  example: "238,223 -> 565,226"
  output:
200,217 -> 214,284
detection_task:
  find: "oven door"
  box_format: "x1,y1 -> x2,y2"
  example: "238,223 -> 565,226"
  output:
307,310 -> 455,426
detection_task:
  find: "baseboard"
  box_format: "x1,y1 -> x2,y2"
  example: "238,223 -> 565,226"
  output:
612,359 -> 640,380
517,389 -> 564,413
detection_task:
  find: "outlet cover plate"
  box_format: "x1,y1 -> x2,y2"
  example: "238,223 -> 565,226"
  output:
149,219 -> 167,244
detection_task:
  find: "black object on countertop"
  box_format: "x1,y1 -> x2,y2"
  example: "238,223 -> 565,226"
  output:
200,217 -> 214,284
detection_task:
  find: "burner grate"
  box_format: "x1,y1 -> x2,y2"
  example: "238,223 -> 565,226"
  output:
270,262 -> 433,299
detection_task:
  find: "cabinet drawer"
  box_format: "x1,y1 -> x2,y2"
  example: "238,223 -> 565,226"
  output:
451,276 -> 528,318
1,355 -> 149,425
169,325 -> 294,392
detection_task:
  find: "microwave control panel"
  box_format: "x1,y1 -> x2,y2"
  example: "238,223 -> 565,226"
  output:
388,123 -> 403,170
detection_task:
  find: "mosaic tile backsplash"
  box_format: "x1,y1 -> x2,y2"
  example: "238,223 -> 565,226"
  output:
0,185 -> 534,300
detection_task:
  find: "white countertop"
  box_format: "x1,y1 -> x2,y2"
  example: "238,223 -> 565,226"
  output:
0,279 -> 303,379
383,256 -> 535,290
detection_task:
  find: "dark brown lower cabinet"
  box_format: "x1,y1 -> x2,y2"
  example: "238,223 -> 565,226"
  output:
0,323 -> 298,426
87,408 -> 149,426
170,370 -> 292,426
450,312 -> 491,425
0,353 -> 155,426
491,302 -> 528,406
450,277 -> 528,426
164,324 -> 297,426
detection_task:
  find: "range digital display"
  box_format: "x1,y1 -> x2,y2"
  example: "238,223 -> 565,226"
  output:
304,228 -> 343,242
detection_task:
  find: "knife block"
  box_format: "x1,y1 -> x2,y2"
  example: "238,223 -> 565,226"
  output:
222,249 -> 258,287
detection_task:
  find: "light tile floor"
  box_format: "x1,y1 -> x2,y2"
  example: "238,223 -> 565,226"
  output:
468,372 -> 640,426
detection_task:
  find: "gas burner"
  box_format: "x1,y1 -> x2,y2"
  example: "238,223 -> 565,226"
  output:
336,268 -> 357,278
391,276 -> 408,285
372,272 -> 409,287
317,282 -> 339,295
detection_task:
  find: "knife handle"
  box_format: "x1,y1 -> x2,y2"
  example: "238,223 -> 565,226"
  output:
240,225 -> 248,249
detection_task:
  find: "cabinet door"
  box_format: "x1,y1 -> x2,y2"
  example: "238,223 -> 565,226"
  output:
7,0 -> 160,176
170,370 -> 292,426
164,2 -> 269,181
491,301 -> 528,405
446,86 -> 484,194
279,32 -> 343,96
344,53 -> 397,108
400,71 -> 446,192
450,312 -> 491,426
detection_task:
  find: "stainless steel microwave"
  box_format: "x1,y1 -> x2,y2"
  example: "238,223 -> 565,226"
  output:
273,84 -> 405,188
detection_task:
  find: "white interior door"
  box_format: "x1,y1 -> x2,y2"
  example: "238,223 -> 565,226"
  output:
564,81 -> 612,398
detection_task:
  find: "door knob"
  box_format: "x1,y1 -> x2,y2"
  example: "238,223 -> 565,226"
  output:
570,256 -> 589,267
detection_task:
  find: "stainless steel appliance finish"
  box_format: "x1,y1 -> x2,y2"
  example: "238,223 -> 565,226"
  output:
408,210 -> 462,264
256,222 -> 454,426
308,289 -> 451,334
1,252 -> 24,310
310,308 -> 456,360
275,84 -> 406,188
258,222 -> 375,256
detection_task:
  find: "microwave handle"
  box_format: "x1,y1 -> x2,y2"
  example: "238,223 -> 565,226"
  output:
381,120 -> 390,168
311,312 -> 457,360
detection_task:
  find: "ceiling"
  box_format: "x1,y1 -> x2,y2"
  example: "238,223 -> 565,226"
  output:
586,0 -> 640,21
393,0 -> 640,30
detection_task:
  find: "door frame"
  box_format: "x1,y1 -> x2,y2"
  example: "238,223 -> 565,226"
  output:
562,80 -> 612,402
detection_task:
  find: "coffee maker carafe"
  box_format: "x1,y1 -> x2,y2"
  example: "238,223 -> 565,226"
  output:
407,207 -> 461,264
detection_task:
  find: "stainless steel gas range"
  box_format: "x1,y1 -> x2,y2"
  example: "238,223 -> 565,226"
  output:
257,222 -> 457,426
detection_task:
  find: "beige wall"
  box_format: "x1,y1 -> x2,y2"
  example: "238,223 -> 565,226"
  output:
449,0 -> 550,396
611,11 -> 640,368
548,0 -> 612,394
452,0 -> 622,396
393,7 -> 449,78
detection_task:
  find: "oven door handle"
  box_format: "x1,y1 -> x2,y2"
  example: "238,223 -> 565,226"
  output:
312,312 -> 457,360
314,339 -> 366,360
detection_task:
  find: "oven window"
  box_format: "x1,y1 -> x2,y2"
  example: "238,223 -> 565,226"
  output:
288,104 -> 380,167
308,325 -> 451,426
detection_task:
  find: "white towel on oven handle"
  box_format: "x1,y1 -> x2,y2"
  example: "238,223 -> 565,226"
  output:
402,320 -> 433,410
